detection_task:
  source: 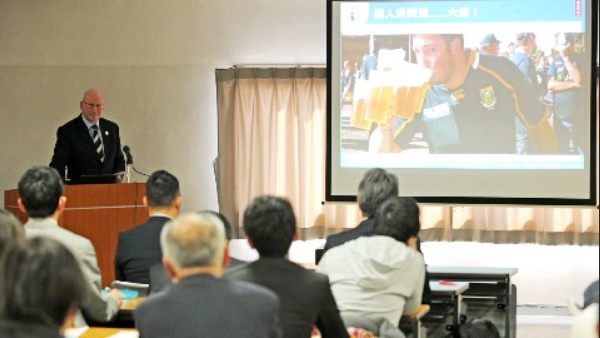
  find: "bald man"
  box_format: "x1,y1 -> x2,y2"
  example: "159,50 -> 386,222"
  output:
50,89 -> 125,184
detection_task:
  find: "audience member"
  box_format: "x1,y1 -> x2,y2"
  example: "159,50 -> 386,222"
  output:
317,197 -> 425,334
204,209 -> 245,267
536,55 -> 549,96
148,209 -> 243,294
509,32 -> 540,155
458,318 -> 501,338
0,209 -> 24,256
479,34 -> 501,56
548,33 -> 586,154
569,282 -> 600,338
360,39 -> 379,81
50,88 -> 126,183
583,280 -> 599,309
324,168 -> 397,251
18,166 -> 121,326
134,212 -> 283,338
115,170 -> 181,284
506,42 -> 515,56
323,168 -> 431,304
225,195 -> 348,338
510,33 -> 539,89
0,237 -> 87,338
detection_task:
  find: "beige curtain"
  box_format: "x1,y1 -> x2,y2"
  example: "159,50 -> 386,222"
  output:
216,67 -> 329,237
216,67 -> 598,245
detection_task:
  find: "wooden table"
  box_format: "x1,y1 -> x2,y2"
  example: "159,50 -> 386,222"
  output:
427,266 -> 518,338
80,327 -> 138,338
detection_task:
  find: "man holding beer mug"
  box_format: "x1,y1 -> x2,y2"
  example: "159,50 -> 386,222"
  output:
375,34 -> 556,154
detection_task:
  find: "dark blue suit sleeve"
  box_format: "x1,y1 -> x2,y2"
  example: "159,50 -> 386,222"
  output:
112,124 -> 126,174
49,125 -> 71,181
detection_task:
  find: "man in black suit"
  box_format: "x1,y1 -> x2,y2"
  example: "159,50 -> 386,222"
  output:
204,210 -> 245,268
322,168 -> 431,304
134,212 -> 282,338
225,195 -> 348,338
114,170 -> 180,284
50,88 -> 125,184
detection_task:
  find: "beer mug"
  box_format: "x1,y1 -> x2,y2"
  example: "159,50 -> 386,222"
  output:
350,79 -> 373,130
392,62 -> 432,120
363,70 -> 394,125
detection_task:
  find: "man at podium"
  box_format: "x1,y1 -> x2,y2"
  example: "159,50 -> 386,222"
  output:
50,88 -> 125,184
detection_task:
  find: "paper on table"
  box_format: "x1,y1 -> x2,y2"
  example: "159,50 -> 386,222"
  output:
64,326 -> 89,338
108,331 -> 139,338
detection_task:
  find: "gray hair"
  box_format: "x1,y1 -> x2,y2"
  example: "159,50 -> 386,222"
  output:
357,168 -> 399,217
160,212 -> 225,272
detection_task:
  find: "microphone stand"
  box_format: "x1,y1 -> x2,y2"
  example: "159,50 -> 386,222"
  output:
126,163 -> 132,183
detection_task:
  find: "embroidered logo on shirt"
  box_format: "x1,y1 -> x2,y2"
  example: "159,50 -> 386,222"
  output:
479,86 -> 497,110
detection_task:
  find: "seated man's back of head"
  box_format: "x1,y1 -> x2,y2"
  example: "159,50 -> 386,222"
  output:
225,195 -> 349,338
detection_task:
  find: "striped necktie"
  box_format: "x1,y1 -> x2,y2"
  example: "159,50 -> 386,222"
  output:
91,125 -> 105,163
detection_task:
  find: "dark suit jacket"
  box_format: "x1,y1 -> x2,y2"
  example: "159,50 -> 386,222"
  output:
50,115 -> 125,183
114,216 -> 170,285
324,218 -> 375,251
224,258 -> 349,338
134,274 -> 283,338
323,218 -> 432,304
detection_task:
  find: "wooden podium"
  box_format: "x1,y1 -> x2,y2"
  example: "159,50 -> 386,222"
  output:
4,183 -> 148,287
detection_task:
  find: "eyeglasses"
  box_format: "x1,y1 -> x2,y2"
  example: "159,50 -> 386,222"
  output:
82,101 -> 105,110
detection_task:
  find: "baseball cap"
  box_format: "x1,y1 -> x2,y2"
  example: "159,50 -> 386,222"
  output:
480,34 -> 501,46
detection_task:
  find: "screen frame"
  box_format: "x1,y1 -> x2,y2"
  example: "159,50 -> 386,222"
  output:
325,0 -> 598,206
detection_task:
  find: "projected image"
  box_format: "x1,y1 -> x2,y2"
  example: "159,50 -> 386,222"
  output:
334,1 -> 590,170
327,0 -> 595,203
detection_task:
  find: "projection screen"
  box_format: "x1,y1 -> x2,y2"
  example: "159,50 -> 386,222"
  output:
326,0 -> 597,205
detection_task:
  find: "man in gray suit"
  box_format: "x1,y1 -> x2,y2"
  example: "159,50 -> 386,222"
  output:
134,211 -> 283,338
18,166 -> 122,327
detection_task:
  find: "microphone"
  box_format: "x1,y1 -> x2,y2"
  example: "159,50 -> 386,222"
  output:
123,145 -> 134,165
122,145 -> 150,178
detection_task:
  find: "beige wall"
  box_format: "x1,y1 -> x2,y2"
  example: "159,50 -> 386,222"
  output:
0,0 -> 325,210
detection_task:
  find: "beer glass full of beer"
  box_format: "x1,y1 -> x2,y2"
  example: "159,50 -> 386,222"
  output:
392,61 -> 432,121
